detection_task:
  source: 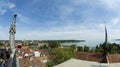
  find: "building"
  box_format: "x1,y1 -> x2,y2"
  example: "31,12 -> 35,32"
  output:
6,14 -> 19,67
16,45 -> 33,58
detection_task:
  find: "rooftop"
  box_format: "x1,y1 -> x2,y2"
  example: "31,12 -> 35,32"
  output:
54,59 -> 120,67
76,52 -> 120,63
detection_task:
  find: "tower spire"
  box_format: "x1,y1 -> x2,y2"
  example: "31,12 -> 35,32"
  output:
9,14 -> 17,51
103,22 -> 109,56
105,23 -> 108,47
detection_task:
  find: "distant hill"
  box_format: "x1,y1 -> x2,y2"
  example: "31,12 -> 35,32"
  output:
0,40 -> 85,43
115,39 -> 120,41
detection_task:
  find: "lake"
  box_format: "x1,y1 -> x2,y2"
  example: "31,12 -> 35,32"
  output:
61,40 -> 120,48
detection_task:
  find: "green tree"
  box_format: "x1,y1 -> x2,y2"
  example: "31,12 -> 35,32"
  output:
0,42 -> 4,46
109,44 -> 119,54
70,44 -> 76,49
70,44 -> 77,51
95,43 -> 120,54
77,46 -> 83,51
50,48 -> 76,65
49,42 -> 60,48
95,44 -> 103,52
46,61 -> 55,67
84,46 -> 89,52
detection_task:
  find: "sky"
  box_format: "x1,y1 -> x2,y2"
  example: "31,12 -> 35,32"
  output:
0,0 -> 120,43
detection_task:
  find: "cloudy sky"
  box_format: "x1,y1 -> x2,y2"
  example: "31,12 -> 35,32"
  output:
0,0 -> 120,42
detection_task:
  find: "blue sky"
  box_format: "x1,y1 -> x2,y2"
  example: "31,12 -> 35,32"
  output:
0,0 -> 120,42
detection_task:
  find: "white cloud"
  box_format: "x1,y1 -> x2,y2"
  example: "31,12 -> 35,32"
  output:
100,0 -> 120,10
15,28 -> 104,41
99,16 -> 120,29
72,0 -> 120,10
59,6 -> 74,20
0,9 -> 6,14
107,17 -> 120,28
110,17 -> 120,25
0,1 -> 15,14
1,0 -> 120,42
15,0 -> 120,41
98,17 -> 120,40
15,19 -> 105,40
7,3 -> 15,9
18,14 -> 33,24
0,1 -> 15,8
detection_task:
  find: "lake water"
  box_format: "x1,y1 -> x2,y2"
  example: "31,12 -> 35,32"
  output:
61,40 -> 120,48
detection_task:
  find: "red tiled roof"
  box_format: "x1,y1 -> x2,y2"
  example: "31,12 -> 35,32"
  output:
16,46 -> 33,58
76,52 -> 120,63
19,57 -> 32,67
19,57 -> 45,67
39,49 -> 48,53
76,52 -> 103,62
108,54 -> 120,63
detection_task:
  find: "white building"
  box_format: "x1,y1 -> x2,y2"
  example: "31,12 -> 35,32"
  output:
34,51 -> 40,57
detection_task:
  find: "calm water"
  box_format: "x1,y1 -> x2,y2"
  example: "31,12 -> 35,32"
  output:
61,40 -> 120,48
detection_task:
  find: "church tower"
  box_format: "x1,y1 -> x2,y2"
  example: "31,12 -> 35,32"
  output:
9,14 -> 17,51
7,14 -> 19,67
102,24 -> 109,56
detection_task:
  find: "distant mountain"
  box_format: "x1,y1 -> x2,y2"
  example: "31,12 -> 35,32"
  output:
114,39 -> 120,41
0,40 -> 85,43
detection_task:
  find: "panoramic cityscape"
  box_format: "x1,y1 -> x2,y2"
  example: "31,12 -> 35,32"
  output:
1,0 -> 120,67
